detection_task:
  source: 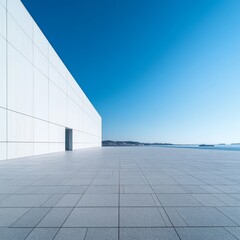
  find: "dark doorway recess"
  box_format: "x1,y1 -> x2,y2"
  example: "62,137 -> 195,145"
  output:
65,128 -> 73,151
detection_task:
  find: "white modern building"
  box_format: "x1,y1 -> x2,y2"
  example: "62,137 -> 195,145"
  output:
0,0 -> 102,160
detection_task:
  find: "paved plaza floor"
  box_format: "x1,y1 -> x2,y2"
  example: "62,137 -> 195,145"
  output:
1,147 -> 240,239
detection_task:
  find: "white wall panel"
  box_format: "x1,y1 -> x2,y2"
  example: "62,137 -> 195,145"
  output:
34,119 -> 48,142
34,45 -> 48,76
0,36 -> 6,108
73,143 -> 84,150
67,100 -> 79,130
7,14 -> 33,62
8,44 -> 33,115
73,130 -> 84,143
61,64 -> 68,82
34,68 -> 48,120
59,128 -> 65,143
68,73 -> 80,93
8,143 -> 34,159
7,0 -> 33,39
49,63 -> 59,86
8,111 -> 33,142
49,123 -> 64,143
0,4 -> 6,38
49,143 -> 62,153
34,23 -> 48,58
67,76 -> 75,91
0,0 -> 6,8
49,45 -> 59,69
57,60 -> 68,81
77,86 -> 85,100
68,86 -> 81,106
49,82 -> 67,126
59,143 -> 65,152
34,143 -> 49,155
0,143 -> 6,161
49,123 -> 60,143
58,74 -> 67,94
0,108 -> 6,141
49,82 -> 59,124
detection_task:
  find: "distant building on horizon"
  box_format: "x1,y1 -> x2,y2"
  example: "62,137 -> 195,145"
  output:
0,0 -> 102,160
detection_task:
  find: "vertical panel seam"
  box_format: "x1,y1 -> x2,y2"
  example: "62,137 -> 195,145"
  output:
6,0 -> 8,160
33,22 -> 34,155
47,39 -> 50,152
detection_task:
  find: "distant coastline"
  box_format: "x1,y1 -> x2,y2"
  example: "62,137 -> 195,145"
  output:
102,141 -> 240,151
102,140 -> 173,147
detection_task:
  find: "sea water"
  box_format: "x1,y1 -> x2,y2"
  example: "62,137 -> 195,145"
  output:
161,144 -> 240,151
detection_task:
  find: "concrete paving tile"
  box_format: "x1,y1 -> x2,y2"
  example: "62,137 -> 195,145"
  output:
120,228 -> 180,240
62,179 -> 92,185
120,207 -> 166,227
120,179 -> 148,185
85,186 -> 119,194
165,207 -> 188,226
0,195 -> 9,201
152,186 -> 186,194
226,227 -> 240,239
231,194 -> 240,200
123,186 -> 154,193
214,194 -> 240,206
156,194 -> 202,207
0,186 -> 23,194
77,194 -> 118,207
63,207 -> 118,227
151,194 -> 162,206
148,178 -> 178,185
11,208 -> 50,227
176,227 -> 237,240
16,186 -> 44,194
37,186 -> 71,194
218,207 -> 240,225
182,186 -> 209,193
168,207 -> 237,227
192,194 -> 227,206
33,180 -> 62,186
158,207 -> 172,226
25,228 -> 59,240
232,186 -> 240,192
41,194 -> 64,207
0,228 -> 32,240
201,185 -> 223,193
67,186 -> 88,194
215,186 -> 239,194
54,228 -> 87,240
174,176 -> 205,185
85,228 -> 118,240
37,208 -> 72,227
120,194 -> 156,206
55,194 -> 82,207
91,179 -> 119,185
0,208 -> 29,227
0,195 -> 50,207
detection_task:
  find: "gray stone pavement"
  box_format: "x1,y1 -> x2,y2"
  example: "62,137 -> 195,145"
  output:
0,147 -> 240,239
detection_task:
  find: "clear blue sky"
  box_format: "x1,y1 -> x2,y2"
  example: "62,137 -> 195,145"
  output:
22,0 -> 240,144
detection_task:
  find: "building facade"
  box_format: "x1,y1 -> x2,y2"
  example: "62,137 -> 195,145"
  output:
0,0 -> 102,160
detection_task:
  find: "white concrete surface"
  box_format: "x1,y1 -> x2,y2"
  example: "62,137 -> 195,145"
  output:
0,0 -> 102,160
